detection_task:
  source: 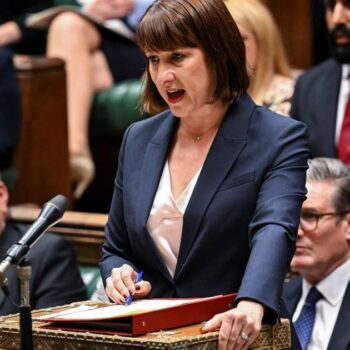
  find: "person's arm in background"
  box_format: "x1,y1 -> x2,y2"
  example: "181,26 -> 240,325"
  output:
83,0 -> 153,29
0,0 -> 54,48
126,0 -> 154,29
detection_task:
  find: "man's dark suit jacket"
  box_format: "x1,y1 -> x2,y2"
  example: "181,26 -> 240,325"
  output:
0,222 -> 87,316
0,48 -> 21,170
283,276 -> 350,350
100,93 -> 309,322
290,58 -> 342,158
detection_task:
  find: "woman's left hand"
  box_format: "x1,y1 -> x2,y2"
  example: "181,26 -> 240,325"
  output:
201,300 -> 265,350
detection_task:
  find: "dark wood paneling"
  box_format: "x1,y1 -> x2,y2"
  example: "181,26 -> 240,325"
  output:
12,57 -> 72,207
263,0 -> 312,69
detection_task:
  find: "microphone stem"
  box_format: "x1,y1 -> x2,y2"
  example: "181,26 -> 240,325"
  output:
18,259 -> 33,350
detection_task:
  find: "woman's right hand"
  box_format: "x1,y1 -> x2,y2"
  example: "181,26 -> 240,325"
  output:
105,264 -> 151,304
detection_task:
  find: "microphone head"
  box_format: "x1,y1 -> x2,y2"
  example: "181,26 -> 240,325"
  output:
48,194 -> 68,216
39,195 -> 68,223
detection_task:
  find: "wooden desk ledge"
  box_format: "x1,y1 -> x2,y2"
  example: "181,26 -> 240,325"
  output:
8,207 -> 108,266
9,206 -> 108,229
0,301 -> 291,350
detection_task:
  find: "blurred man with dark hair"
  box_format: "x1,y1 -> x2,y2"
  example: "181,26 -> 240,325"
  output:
291,1 -> 350,168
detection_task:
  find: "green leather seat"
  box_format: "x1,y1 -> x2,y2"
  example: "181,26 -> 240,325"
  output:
90,79 -> 145,136
79,266 -> 101,299
1,168 -> 18,192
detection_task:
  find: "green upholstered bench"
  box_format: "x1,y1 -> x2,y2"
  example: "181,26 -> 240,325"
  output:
1,168 -> 18,193
79,266 -> 101,299
90,79 -> 144,137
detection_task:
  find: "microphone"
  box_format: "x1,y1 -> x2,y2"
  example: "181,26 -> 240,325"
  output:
0,195 -> 67,285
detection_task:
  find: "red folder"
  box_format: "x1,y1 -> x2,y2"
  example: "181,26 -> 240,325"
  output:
38,294 -> 236,336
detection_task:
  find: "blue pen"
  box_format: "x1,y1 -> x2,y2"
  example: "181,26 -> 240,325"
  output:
125,271 -> 143,306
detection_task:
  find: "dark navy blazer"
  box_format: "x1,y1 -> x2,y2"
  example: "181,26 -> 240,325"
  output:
100,93 -> 309,319
290,58 -> 342,159
283,276 -> 350,350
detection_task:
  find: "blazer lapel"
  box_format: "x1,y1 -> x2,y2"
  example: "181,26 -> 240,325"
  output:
174,94 -> 255,279
135,113 -> 177,279
327,281 -> 350,350
314,61 -> 341,157
137,113 -> 177,227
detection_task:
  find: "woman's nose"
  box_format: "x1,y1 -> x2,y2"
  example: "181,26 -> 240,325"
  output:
157,64 -> 175,85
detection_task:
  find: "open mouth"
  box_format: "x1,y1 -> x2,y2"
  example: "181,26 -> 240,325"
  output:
167,89 -> 185,103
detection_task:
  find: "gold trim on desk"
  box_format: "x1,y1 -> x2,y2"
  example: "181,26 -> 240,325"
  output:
0,301 -> 291,349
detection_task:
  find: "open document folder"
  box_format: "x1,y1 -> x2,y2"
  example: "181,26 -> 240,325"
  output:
26,5 -> 135,41
35,294 -> 236,336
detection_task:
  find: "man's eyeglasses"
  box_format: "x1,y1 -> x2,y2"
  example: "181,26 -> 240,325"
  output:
300,211 -> 350,232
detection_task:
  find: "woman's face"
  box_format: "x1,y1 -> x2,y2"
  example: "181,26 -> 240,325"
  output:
145,47 -> 217,118
237,24 -> 258,75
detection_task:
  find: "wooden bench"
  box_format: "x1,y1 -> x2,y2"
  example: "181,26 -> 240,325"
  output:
9,206 -> 107,266
9,207 -> 108,297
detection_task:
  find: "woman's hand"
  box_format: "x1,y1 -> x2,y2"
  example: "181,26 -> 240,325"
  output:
105,264 -> 151,304
201,300 -> 265,350
85,0 -> 135,22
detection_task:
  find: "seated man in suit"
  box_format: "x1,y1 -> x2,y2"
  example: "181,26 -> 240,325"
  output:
283,157 -> 350,350
290,0 -> 350,166
0,177 -> 87,315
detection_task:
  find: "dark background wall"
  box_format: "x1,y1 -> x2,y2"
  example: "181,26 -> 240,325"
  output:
263,0 -> 330,70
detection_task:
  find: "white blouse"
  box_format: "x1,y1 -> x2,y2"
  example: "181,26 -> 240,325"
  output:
146,161 -> 201,277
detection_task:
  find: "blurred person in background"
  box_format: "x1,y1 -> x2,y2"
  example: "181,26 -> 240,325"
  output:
0,0 -> 53,54
47,0 -> 154,199
225,0 -> 293,115
290,0 -> 350,165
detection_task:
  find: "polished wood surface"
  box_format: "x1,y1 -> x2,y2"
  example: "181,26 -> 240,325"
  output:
9,207 -> 107,265
12,57 -> 72,207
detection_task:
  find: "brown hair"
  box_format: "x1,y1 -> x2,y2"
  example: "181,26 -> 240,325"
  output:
136,0 -> 249,115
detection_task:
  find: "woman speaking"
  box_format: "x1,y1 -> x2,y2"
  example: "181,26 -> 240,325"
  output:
100,0 -> 308,349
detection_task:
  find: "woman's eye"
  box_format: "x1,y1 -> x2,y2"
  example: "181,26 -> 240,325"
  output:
147,56 -> 159,64
172,53 -> 184,61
